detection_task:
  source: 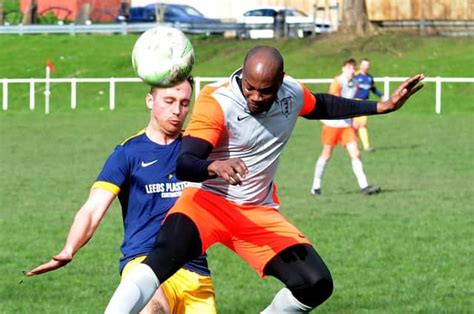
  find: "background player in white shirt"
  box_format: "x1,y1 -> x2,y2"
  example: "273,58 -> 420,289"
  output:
311,58 -> 381,196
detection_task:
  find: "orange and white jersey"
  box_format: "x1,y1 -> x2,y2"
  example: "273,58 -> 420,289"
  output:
184,69 -> 316,207
322,74 -> 357,128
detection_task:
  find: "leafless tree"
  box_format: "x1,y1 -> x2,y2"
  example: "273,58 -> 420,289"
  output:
340,0 -> 378,35
22,0 -> 38,25
0,0 -> 4,25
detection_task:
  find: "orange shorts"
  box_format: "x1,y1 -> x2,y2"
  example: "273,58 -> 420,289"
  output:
167,187 -> 311,277
321,125 -> 357,146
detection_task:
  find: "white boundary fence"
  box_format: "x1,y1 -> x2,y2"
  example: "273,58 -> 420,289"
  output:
1,76 -> 473,114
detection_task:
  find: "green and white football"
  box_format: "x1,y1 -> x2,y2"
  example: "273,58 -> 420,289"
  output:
132,26 -> 195,87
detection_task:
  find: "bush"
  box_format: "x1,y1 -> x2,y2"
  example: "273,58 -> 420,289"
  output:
4,10 -> 22,24
38,11 -> 60,24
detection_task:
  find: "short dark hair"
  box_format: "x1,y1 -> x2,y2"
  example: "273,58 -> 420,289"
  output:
149,75 -> 194,95
342,58 -> 357,67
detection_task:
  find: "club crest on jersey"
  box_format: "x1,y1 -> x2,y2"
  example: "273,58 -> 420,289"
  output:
279,97 -> 292,118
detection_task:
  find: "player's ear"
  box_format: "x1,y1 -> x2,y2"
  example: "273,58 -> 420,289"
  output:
280,71 -> 285,84
145,93 -> 154,110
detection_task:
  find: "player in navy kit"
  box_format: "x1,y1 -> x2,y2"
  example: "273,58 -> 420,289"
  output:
353,58 -> 384,151
27,77 -> 216,314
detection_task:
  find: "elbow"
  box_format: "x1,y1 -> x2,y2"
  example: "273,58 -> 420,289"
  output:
176,154 -> 190,181
176,152 -> 213,182
177,136 -> 214,182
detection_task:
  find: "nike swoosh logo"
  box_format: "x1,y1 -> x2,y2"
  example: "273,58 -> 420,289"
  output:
141,160 -> 158,167
237,115 -> 250,121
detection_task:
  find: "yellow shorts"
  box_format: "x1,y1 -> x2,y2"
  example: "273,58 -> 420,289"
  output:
353,116 -> 368,127
122,256 -> 216,314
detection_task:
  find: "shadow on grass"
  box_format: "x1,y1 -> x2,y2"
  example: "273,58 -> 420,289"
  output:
373,144 -> 421,151
312,187 -> 414,197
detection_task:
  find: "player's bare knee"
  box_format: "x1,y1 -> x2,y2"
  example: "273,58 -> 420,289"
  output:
145,297 -> 169,314
320,151 -> 332,161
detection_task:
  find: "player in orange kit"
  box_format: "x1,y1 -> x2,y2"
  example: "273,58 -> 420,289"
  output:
105,46 -> 424,313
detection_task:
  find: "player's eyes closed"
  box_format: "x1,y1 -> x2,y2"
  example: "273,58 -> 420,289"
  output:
163,98 -> 176,105
259,87 -> 274,95
244,84 -> 274,96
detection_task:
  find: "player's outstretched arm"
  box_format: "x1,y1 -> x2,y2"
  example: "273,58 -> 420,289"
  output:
376,74 -> 424,113
26,189 -> 115,276
303,74 -> 424,120
25,251 -> 74,276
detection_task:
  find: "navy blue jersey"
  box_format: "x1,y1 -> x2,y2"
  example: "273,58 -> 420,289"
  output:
354,72 -> 383,100
93,130 -> 210,276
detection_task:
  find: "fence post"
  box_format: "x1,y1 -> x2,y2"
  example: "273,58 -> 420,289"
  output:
383,76 -> 390,99
194,77 -> 201,101
121,22 -> 127,35
435,77 -> 442,114
69,23 -> 76,36
44,67 -> 51,114
109,78 -> 116,110
29,79 -> 35,110
71,78 -> 77,109
2,80 -> 8,111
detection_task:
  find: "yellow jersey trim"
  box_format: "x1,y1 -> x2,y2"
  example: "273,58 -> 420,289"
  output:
91,181 -> 121,195
120,129 -> 146,146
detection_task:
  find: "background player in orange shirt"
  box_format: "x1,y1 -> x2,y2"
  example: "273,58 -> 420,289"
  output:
311,58 -> 381,196
105,46 -> 424,313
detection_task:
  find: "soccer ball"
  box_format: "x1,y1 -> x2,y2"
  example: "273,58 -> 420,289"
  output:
132,26 -> 195,87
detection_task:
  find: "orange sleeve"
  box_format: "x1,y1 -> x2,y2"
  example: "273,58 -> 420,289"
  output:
329,78 -> 341,96
184,85 -> 225,147
299,82 -> 317,116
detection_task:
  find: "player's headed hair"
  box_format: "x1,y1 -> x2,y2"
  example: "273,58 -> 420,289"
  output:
149,75 -> 194,95
342,58 -> 357,67
361,58 -> 370,63
243,46 -> 284,72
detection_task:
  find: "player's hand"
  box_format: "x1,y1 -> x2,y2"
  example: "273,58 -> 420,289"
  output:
25,252 -> 73,276
208,158 -> 248,185
377,74 -> 424,113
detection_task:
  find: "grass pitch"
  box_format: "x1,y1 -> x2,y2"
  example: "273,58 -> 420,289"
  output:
0,32 -> 473,313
